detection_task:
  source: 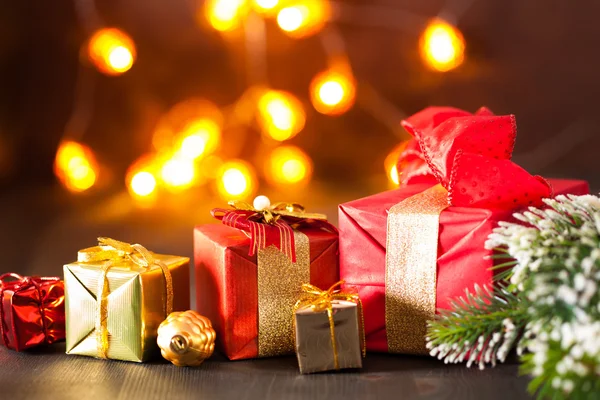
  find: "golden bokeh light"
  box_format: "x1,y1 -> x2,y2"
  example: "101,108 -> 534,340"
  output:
310,69 -> 356,115
384,143 -> 406,186
153,99 -> 222,152
419,19 -> 465,72
161,156 -> 196,190
54,141 -> 98,192
177,119 -> 221,160
257,90 -> 306,141
126,154 -> 162,199
252,0 -> 279,14
87,28 -> 136,76
276,0 -> 329,38
265,145 -> 313,187
217,160 -> 257,200
205,0 -> 247,32
130,171 -> 157,197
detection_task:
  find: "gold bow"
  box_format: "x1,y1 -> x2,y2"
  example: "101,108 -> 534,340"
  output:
228,201 -> 328,225
294,281 -> 366,370
78,237 -> 173,359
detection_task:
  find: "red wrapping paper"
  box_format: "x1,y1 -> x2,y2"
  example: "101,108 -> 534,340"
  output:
340,180 -> 589,353
340,106 -> 589,353
0,274 -> 65,351
194,224 -> 339,360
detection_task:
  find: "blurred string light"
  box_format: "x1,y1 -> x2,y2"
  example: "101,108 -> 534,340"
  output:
205,0 -> 248,32
217,160 -> 257,200
130,171 -> 157,197
257,90 -> 306,141
419,18 -> 465,72
126,154 -> 160,198
276,0 -> 330,38
251,0 -> 280,15
160,156 -> 197,191
54,141 -> 99,192
265,145 -> 313,187
176,119 -> 221,160
153,99 -> 222,152
87,28 -> 136,76
384,142 -> 409,186
310,68 -> 356,115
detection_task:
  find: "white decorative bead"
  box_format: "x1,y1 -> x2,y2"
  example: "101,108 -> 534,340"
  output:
253,195 -> 271,211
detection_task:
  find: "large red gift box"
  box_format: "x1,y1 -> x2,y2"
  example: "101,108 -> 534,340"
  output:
339,179 -> 589,353
0,274 -> 65,351
339,106 -> 590,354
194,224 -> 338,360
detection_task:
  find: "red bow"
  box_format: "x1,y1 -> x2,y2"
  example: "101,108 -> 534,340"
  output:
211,201 -> 337,263
397,106 -> 552,209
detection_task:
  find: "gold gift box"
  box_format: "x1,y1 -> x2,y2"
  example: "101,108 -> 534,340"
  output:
64,254 -> 190,362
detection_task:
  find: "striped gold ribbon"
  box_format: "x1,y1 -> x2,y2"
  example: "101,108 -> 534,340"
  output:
78,237 -> 173,359
385,184 -> 449,354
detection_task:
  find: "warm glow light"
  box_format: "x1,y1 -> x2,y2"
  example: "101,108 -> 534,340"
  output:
153,99 -> 222,152
257,90 -> 305,141
54,141 -> 98,192
88,28 -> 136,76
265,145 -> 313,187
310,69 -> 356,115
420,19 -> 465,72
277,6 -> 306,32
384,143 -> 407,186
276,0 -> 329,38
217,160 -> 257,200
177,119 -> 221,160
389,165 -> 399,185
161,157 -> 196,190
252,0 -> 279,14
130,171 -> 157,197
205,0 -> 247,32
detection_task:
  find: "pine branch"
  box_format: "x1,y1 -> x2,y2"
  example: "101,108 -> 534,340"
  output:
426,284 -> 526,369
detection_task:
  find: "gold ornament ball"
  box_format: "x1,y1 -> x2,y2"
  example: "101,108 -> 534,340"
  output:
157,310 -> 216,367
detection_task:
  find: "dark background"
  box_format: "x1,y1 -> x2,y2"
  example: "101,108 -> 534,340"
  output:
0,0 -> 598,277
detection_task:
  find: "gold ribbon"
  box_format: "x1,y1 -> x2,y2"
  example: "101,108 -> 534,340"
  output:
77,237 -> 174,359
257,230 -> 310,357
227,200 -> 328,225
385,184 -> 449,354
294,281 -> 366,369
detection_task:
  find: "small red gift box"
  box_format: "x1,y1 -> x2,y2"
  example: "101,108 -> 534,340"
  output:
339,106 -> 590,354
195,201 -> 339,360
0,273 -> 66,351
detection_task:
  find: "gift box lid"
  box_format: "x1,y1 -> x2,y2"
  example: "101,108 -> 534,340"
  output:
339,179 -> 590,252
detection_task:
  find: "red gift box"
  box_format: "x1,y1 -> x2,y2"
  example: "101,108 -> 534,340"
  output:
195,224 -> 339,360
339,179 -> 589,353
339,106 -> 590,354
0,273 -> 65,351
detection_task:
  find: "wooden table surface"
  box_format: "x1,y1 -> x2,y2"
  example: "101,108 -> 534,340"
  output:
0,344 -> 530,400
0,184 -> 537,400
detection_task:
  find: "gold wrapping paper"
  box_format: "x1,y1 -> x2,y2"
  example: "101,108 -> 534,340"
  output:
257,230 -> 310,357
64,254 -> 189,362
385,184 -> 448,354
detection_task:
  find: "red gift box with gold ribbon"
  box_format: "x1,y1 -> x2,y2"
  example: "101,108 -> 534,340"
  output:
195,200 -> 339,360
0,273 -> 65,351
339,107 -> 589,355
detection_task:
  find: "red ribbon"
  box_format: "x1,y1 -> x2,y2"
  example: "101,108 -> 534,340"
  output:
211,206 -> 337,263
397,106 -> 553,209
0,273 -> 61,348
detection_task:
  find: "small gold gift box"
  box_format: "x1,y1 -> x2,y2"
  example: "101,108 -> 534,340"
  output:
64,238 -> 190,362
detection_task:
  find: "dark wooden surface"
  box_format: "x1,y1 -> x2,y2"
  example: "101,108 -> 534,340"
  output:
0,185 -> 539,400
0,344 -> 530,400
